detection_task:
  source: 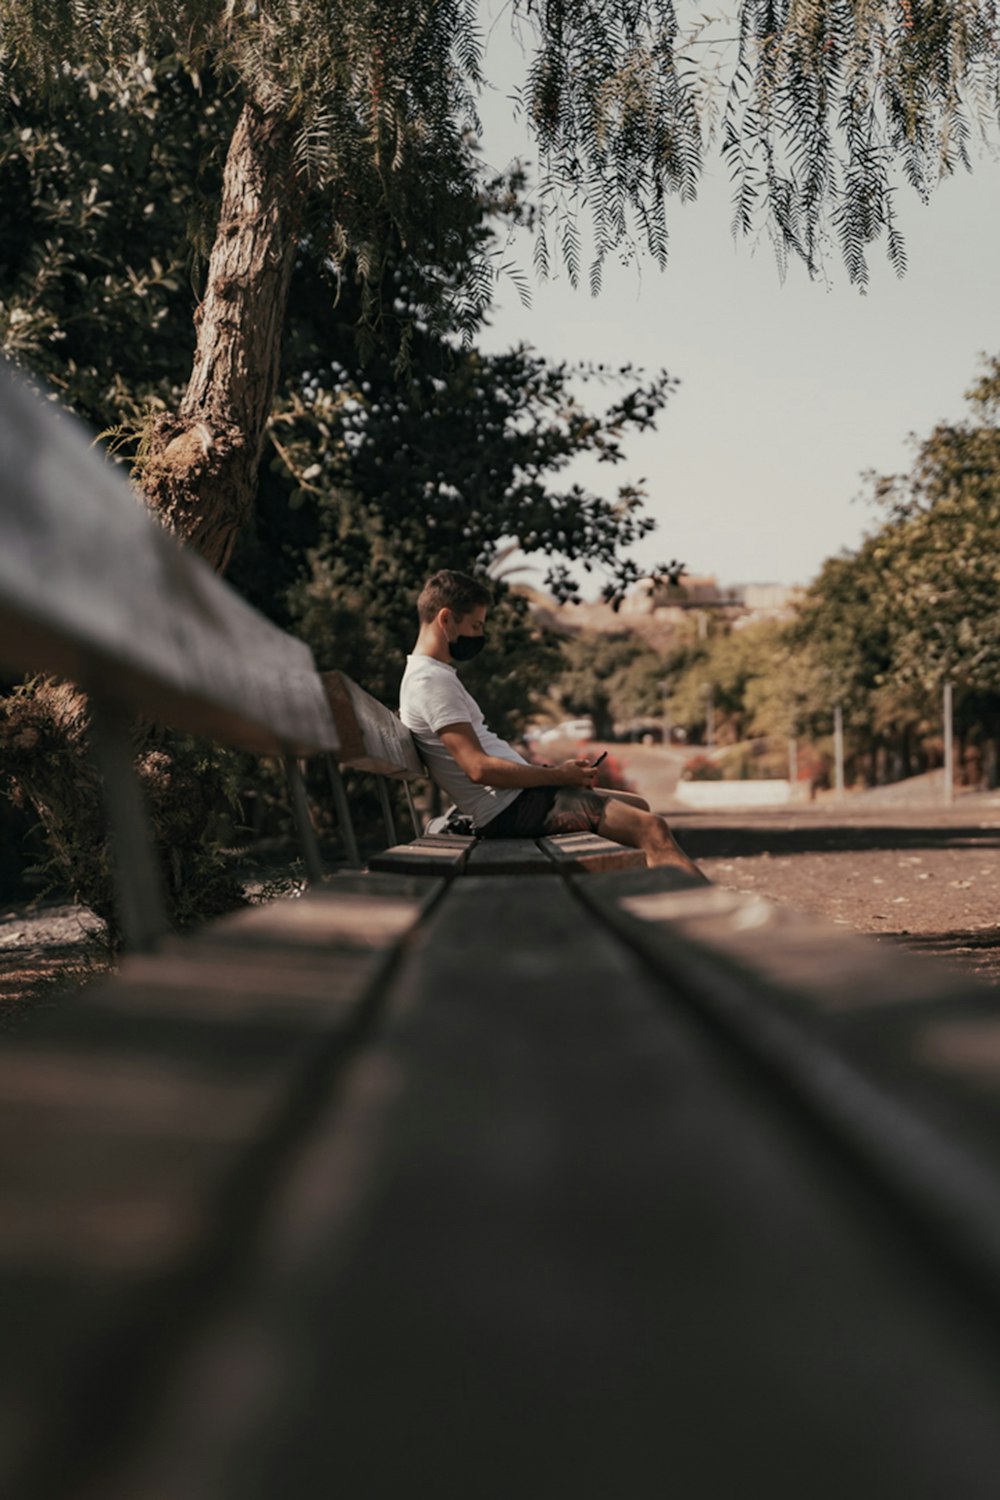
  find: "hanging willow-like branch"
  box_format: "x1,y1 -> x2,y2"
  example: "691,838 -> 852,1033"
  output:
1,1 -> 998,292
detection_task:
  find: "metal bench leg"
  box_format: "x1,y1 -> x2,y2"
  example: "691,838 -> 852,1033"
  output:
283,755 -> 325,885
376,775 -> 398,848
403,780 -> 421,838
325,755 -> 362,869
88,697 -> 168,952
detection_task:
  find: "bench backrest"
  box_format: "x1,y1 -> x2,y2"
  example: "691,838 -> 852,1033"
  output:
0,358 -> 339,757
322,671 -> 423,779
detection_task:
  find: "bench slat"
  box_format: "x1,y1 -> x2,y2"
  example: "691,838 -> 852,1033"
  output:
573,867 -> 1000,1311
0,878 -> 439,1498
539,831 -> 646,873
368,840 -> 470,876
463,838 -> 556,874
322,670 -> 423,778
99,874 -> 1000,1499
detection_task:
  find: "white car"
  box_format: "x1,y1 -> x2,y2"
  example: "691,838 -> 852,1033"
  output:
531,717 -> 595,745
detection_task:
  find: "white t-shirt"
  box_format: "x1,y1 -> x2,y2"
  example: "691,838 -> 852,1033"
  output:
399,654 -> 523,829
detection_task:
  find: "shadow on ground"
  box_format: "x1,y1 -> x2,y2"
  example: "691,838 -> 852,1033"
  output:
675,822 -> 1000,860
880,928 -> 1000,985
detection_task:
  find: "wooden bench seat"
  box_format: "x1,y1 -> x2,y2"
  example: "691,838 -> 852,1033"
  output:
7,870 -> 1000,1498
369,831 -> 646,877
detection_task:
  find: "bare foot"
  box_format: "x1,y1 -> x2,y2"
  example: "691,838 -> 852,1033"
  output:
646,841 -> 709,882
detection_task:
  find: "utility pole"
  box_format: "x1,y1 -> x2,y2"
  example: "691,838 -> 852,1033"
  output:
705,683 -> 714,749
788,736 -> 798,790
943,680 -> 954,805
834,704 -> 845,797
659,679 -> 671,750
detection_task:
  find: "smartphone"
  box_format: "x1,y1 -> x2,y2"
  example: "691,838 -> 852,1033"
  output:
591,750 -> 608,768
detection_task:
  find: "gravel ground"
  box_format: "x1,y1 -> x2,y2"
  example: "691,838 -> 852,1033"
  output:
585,740 -> 1000,986
0,899 -> 110,1031
666,800 -> 1000,985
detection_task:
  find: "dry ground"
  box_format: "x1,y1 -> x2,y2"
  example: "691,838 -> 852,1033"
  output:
0,900 -> 110,1032
600,739 -> 1000,986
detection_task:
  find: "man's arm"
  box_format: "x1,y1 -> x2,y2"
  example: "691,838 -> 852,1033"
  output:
437,722 -> 597,790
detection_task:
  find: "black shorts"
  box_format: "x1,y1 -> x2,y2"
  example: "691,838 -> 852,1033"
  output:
479,785 -> 606,840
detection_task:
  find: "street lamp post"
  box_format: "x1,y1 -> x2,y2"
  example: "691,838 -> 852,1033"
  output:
659,679 -> 671,750
943,680 -> 954,805
834,704 -> 845,797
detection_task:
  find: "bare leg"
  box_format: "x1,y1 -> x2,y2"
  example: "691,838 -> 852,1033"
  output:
595,796 -> 706,880
593,787 -> 650,812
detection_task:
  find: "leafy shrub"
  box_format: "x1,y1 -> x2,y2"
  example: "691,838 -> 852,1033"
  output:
681,753 -> 722,782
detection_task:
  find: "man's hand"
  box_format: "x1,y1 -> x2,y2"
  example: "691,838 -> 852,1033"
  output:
556,757 -> 598,788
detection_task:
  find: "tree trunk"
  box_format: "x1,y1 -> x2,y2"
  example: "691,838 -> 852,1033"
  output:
2,103 -> 298,941
143,101 -> 298,571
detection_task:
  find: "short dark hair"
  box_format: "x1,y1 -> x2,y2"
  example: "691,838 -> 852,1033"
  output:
417,569 -> 493,624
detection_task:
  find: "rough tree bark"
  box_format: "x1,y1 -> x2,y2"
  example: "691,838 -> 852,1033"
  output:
0,103 -> 302,942
143,100 -> 298,571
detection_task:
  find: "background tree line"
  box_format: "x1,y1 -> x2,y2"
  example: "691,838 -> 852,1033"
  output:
546,357 -> 1000,792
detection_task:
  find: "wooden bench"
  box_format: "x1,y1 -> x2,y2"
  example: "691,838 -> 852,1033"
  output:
7,358 -> 1000,1496
319,667 -> 647,878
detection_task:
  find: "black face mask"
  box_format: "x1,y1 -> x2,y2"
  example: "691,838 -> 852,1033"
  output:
449,632 -> 486,662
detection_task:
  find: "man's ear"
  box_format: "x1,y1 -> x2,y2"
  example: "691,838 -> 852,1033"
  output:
437,607 -> 454,633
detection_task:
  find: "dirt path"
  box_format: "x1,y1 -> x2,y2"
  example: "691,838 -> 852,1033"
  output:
667,804 -> 1000,984
587,742 -> 1000,986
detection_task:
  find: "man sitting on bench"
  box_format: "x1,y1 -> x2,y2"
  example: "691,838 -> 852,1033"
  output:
399,570 -> 703,876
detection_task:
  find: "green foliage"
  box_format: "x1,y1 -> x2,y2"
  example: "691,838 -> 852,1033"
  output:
0,49 -> 679,892
519,0 -> 702,287
224,174 -> 681,734
0,1 -> 491,351
0,55 -> 233,428
552,630 -> 665,737
743,630 -> 828,741
726,1 -> 1000,286
790,539 -> 901,733
0,680 -> 245,942
869,424 -> 1000,699
799,357 -> 1000,710
665,620 -> 788,744
521,0 -> 1000,287
785,353 -> 1000,781
4,0 -> 999,311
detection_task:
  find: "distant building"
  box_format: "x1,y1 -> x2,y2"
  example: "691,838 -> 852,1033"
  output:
518,574 -> 804,647
730,582 -> 805,626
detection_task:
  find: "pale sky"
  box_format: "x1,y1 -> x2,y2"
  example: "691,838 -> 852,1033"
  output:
475,5 -> 1000,594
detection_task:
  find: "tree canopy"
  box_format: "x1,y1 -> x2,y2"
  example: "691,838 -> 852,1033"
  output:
692,355 -> 1000,785
0,47 -> 680,850
3,0 -> 1000,298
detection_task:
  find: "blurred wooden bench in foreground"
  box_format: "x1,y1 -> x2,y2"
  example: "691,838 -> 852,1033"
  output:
6,360 -> 1000,1498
